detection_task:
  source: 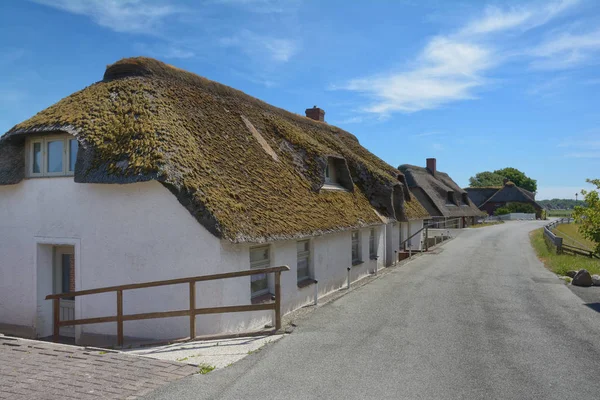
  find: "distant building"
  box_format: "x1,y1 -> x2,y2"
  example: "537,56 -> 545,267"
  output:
465,179 -> 543,218
399,159 -> 484,228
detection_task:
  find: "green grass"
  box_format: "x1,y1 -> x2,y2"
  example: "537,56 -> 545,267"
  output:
198,364 -> 216,374
547,209 -> 574,217
552,223 -> 596,250
530,228 -> 600,276
470,221 -> 504,228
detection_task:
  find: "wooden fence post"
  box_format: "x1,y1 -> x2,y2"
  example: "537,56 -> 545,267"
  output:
189,281 -> 196,339
117,290 -> 123,347
556,237 -> 563,255
53,298 -> 60,342
274,271 -> 281,331
425,228 -> 429,252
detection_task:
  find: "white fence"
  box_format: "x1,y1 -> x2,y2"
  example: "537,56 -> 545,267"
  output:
497,213 -> 536,221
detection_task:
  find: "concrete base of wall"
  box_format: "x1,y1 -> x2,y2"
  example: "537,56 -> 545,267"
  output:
0,323 -> 35,339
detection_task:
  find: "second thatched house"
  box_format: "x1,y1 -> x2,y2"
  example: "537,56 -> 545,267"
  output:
0,57 -> 429,345
399,159 -> 484,228
465,180 -> 543,218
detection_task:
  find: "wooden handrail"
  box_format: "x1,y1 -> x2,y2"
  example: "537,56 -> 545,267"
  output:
48,265 -> 290,346
46,266 -> 290,300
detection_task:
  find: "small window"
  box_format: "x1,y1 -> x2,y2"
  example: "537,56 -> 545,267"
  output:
26,135 -> 78,177
250,246 -> 270,298
447,191 -> 455,205
351,230 -> 361,264
369,228 -> 377,259
297,240 -> 311,283
461,193 -> 469,205
324,158 -> 337,184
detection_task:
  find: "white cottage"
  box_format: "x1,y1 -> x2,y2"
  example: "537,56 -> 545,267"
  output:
0,57 -> 429,346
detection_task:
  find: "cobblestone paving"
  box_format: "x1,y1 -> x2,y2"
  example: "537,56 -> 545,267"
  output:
0,335 -> 198,399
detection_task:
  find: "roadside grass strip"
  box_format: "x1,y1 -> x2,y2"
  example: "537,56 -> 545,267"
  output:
530,228 -> 600,276
552,223 -> 596,250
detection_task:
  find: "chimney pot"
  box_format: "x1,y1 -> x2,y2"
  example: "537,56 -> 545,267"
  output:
305,106 -> 325,122
426,158 -> 436,175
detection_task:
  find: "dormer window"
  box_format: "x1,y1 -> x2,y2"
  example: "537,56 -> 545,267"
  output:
461,193 -> 469,206
446,191 -> 455,205
27,135 -> 78,177
324,157 -> 336,184
322,156 -> 353,191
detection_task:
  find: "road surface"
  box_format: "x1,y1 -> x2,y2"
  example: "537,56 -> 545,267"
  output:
146,221 -> 600,400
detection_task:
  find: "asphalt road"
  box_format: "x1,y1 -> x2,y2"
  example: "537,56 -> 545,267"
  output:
146,221 -> 600,400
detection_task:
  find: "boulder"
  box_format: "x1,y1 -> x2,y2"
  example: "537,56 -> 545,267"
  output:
592,275 -> 600,286
566,270 -> 578,278
572,269 -> 593,287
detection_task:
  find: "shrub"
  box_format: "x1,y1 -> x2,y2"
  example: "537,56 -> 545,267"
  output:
495,207 -> 510,215
573,179 -> 600,254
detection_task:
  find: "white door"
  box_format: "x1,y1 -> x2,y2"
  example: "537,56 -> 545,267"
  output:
54,246 -> 75,338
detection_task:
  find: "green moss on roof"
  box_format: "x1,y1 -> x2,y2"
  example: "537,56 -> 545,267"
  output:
8,57 -> 412,242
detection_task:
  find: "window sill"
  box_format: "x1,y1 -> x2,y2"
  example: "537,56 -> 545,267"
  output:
297,278 -> 316,289
251,293 -> 274,305
321,183 -> 350,192
352,260 -> 364,267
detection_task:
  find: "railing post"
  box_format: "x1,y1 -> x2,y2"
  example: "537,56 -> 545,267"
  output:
314,280 -> 318,306
117,290 -> 123,347
53,298 -> 60,342
347,267 -> 351,290
425,227 -> 429,252
189,281 -> 196,340
556,237 -> 563,255
274,271 -> 281,331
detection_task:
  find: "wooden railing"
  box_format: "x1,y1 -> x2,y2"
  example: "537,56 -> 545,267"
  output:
46,266 -> 290,346
543,218 -> 598,258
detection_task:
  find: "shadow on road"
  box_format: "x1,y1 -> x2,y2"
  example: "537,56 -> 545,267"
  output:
584,303 -> 600,313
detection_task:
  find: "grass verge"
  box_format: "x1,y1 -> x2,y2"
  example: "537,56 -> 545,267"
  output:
552,223 -> 595,249
530,228 -> 600,276
547,209 -> 573,217
471,221 -> 504,228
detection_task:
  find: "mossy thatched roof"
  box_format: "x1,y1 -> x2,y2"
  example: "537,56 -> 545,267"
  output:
399,164 -> 485,218
0,57 -> 428,242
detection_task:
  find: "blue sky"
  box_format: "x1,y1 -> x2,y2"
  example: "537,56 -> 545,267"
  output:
1,0 -> 599,199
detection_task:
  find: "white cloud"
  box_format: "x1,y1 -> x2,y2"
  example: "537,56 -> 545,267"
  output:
208,0 -> 300,13
530,29 -> 600,70
220,30 -> 297,62
460,0 -> 578,35
338,0 -> 579,115
134,43 -> 195,59
32,0 -> 182,34
413,131 -> 443,138
341,37 -> 491,114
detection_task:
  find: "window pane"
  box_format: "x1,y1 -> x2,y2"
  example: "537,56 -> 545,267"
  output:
32,142 -> 41,173
47,140 -> 63,173
297,258 -> 309,280
69,139 -> 78,171
61,254 -> 71,293
251,273 -> 268,295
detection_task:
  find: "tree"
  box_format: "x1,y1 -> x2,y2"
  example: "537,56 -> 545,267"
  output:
573,179 -> 600,254
494,167 -> 537,193
468,171 -> 504,187
468,167 -> 537,193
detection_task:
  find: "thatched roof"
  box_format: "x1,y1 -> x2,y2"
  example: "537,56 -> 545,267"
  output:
0,57 -> 428,242
467,183 -> 541,209
463,187 -> 501,207
398,164 -> 484,218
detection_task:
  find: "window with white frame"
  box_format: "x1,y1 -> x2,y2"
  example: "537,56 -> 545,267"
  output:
297,240 -> 311,283
369,228 -> 377,259
351,230 -> 361,264
27,135 -> 78,177
250,246 -> 270,298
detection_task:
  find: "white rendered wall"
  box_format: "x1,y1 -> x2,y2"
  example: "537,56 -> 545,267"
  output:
0,178 -> 387,344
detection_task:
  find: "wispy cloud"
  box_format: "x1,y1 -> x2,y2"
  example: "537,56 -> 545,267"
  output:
338,0 -> 579,115
220,30 -> 298,62
134,42 -> 195,59
32,0 -> 183,34
208,0 -> 300,14
530,29 -> 600,70
460,0 -> 578,35
564,152 -> 600,158
413,131 -> 443,138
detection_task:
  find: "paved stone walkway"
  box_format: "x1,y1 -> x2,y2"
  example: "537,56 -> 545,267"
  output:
0,335 -> 198,399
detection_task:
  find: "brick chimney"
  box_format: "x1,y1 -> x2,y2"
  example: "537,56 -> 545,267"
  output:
426,158 -> 436,175
305,106 -> 325,122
